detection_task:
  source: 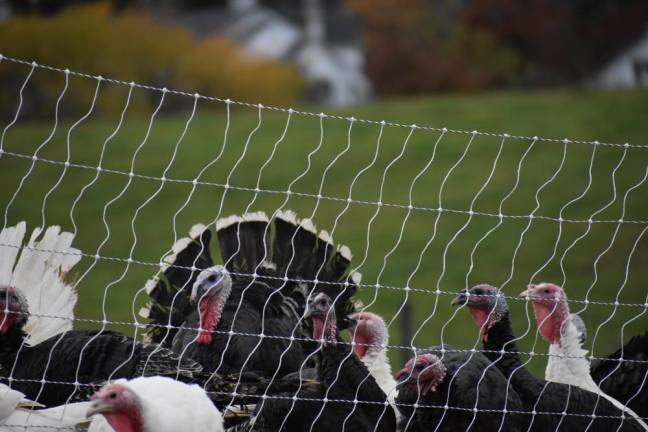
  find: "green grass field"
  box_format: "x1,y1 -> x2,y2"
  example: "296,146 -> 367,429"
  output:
1,74 -> 647,375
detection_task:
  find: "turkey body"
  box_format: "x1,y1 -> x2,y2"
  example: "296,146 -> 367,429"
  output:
0,327 -> 202,406
484,310 -> 643,429
592,332 -> 648,419
144,211 -> 359,381
240,293 -> 395,432
172,278 -> 307,376
248,342 -> 396,432
396,347 -> 524,432
455,285 -> 646,431
88,376 -> 224,432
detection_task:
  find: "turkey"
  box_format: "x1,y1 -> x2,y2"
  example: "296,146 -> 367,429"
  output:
0,222 -> 80,346
520,282 -> 647,427
453,284 -> 646,431
87,376 -> 224,432
591,333 -> 648,420
347,311 -> 401,423
233,292 -> 396,432
395,347 -> 524,431
0,284 -> 205,407
141,210 -> 360,379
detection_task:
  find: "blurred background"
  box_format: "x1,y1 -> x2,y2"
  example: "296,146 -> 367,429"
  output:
2,0 -> 648,112
0,0 -> 647,372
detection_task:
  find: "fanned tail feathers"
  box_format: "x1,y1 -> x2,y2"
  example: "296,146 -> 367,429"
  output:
140,224 -> 213,345
142,210 -> 361,344
218,210 -> 360,327
0,222 -> 81,345
217,212 -> 271,277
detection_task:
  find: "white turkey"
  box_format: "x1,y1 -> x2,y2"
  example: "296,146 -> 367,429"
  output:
347,311 -> 401,423
520,282 -> 647,429
87,376 -> 224,432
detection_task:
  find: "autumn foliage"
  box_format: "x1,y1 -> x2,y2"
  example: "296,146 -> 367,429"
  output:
346,0 -> 518,94
348,0 -> 648,94
0,3 -> 303,117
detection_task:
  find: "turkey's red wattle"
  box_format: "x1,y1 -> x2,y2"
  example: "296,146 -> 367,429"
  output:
0,311 -> 16,334
312,317 -> 325,341
468,307 -> 491,342
417,366 -> 443,395
103,408 -> 144,432
532,303 -> 563,344
352,332 -> 370,358
198,296 -> 220,345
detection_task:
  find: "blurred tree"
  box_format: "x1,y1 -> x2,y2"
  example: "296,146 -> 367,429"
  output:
346,0 -> 518,94
464,0 -> 648,84
0,2 -> 304,117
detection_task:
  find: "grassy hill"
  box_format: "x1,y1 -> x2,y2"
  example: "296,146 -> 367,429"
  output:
1,77 -> 647,374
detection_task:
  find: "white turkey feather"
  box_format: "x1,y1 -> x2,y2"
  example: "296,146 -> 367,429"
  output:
361,346 -> 401,423
0,383 -> 113,431
0,223 -> 81,346
546,315 -> 648,430
0,222 -> 26,286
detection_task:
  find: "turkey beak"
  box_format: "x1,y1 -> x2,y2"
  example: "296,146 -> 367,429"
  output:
190,283 -> 201,304
343,316 -> 357,329
86,399 -> 112,417
396,361 -> 420,385
519,285 -> 535,299
191,279 -> 210,304
396,366 -> 412,383
451,289 -> 468,306
17,399 -> 45,409
305,299 -> 317,319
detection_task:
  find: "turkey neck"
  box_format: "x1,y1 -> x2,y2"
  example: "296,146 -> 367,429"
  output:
482,312 -> 544,395
318,335 -> 350,385
0,325 -> 26,366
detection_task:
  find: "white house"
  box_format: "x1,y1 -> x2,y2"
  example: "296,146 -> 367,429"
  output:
222,0 -> 372,106
592,28 -> 648,88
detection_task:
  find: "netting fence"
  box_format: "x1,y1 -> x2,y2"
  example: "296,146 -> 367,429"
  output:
0,53 -> 647,431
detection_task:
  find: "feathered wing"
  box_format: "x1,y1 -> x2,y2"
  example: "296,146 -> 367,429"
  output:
0,223 -> 81,346
591,332 -> 648,419
5,327 -> 207,407
0,383 -> 25,421
0,383 -> 104,432
140,224 -> 214,345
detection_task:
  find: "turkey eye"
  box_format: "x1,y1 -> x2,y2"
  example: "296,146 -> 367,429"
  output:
208,275 -> 217,283
109,392 -> 117,399
544,289 -> 550,294
474,289 -> 483,295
